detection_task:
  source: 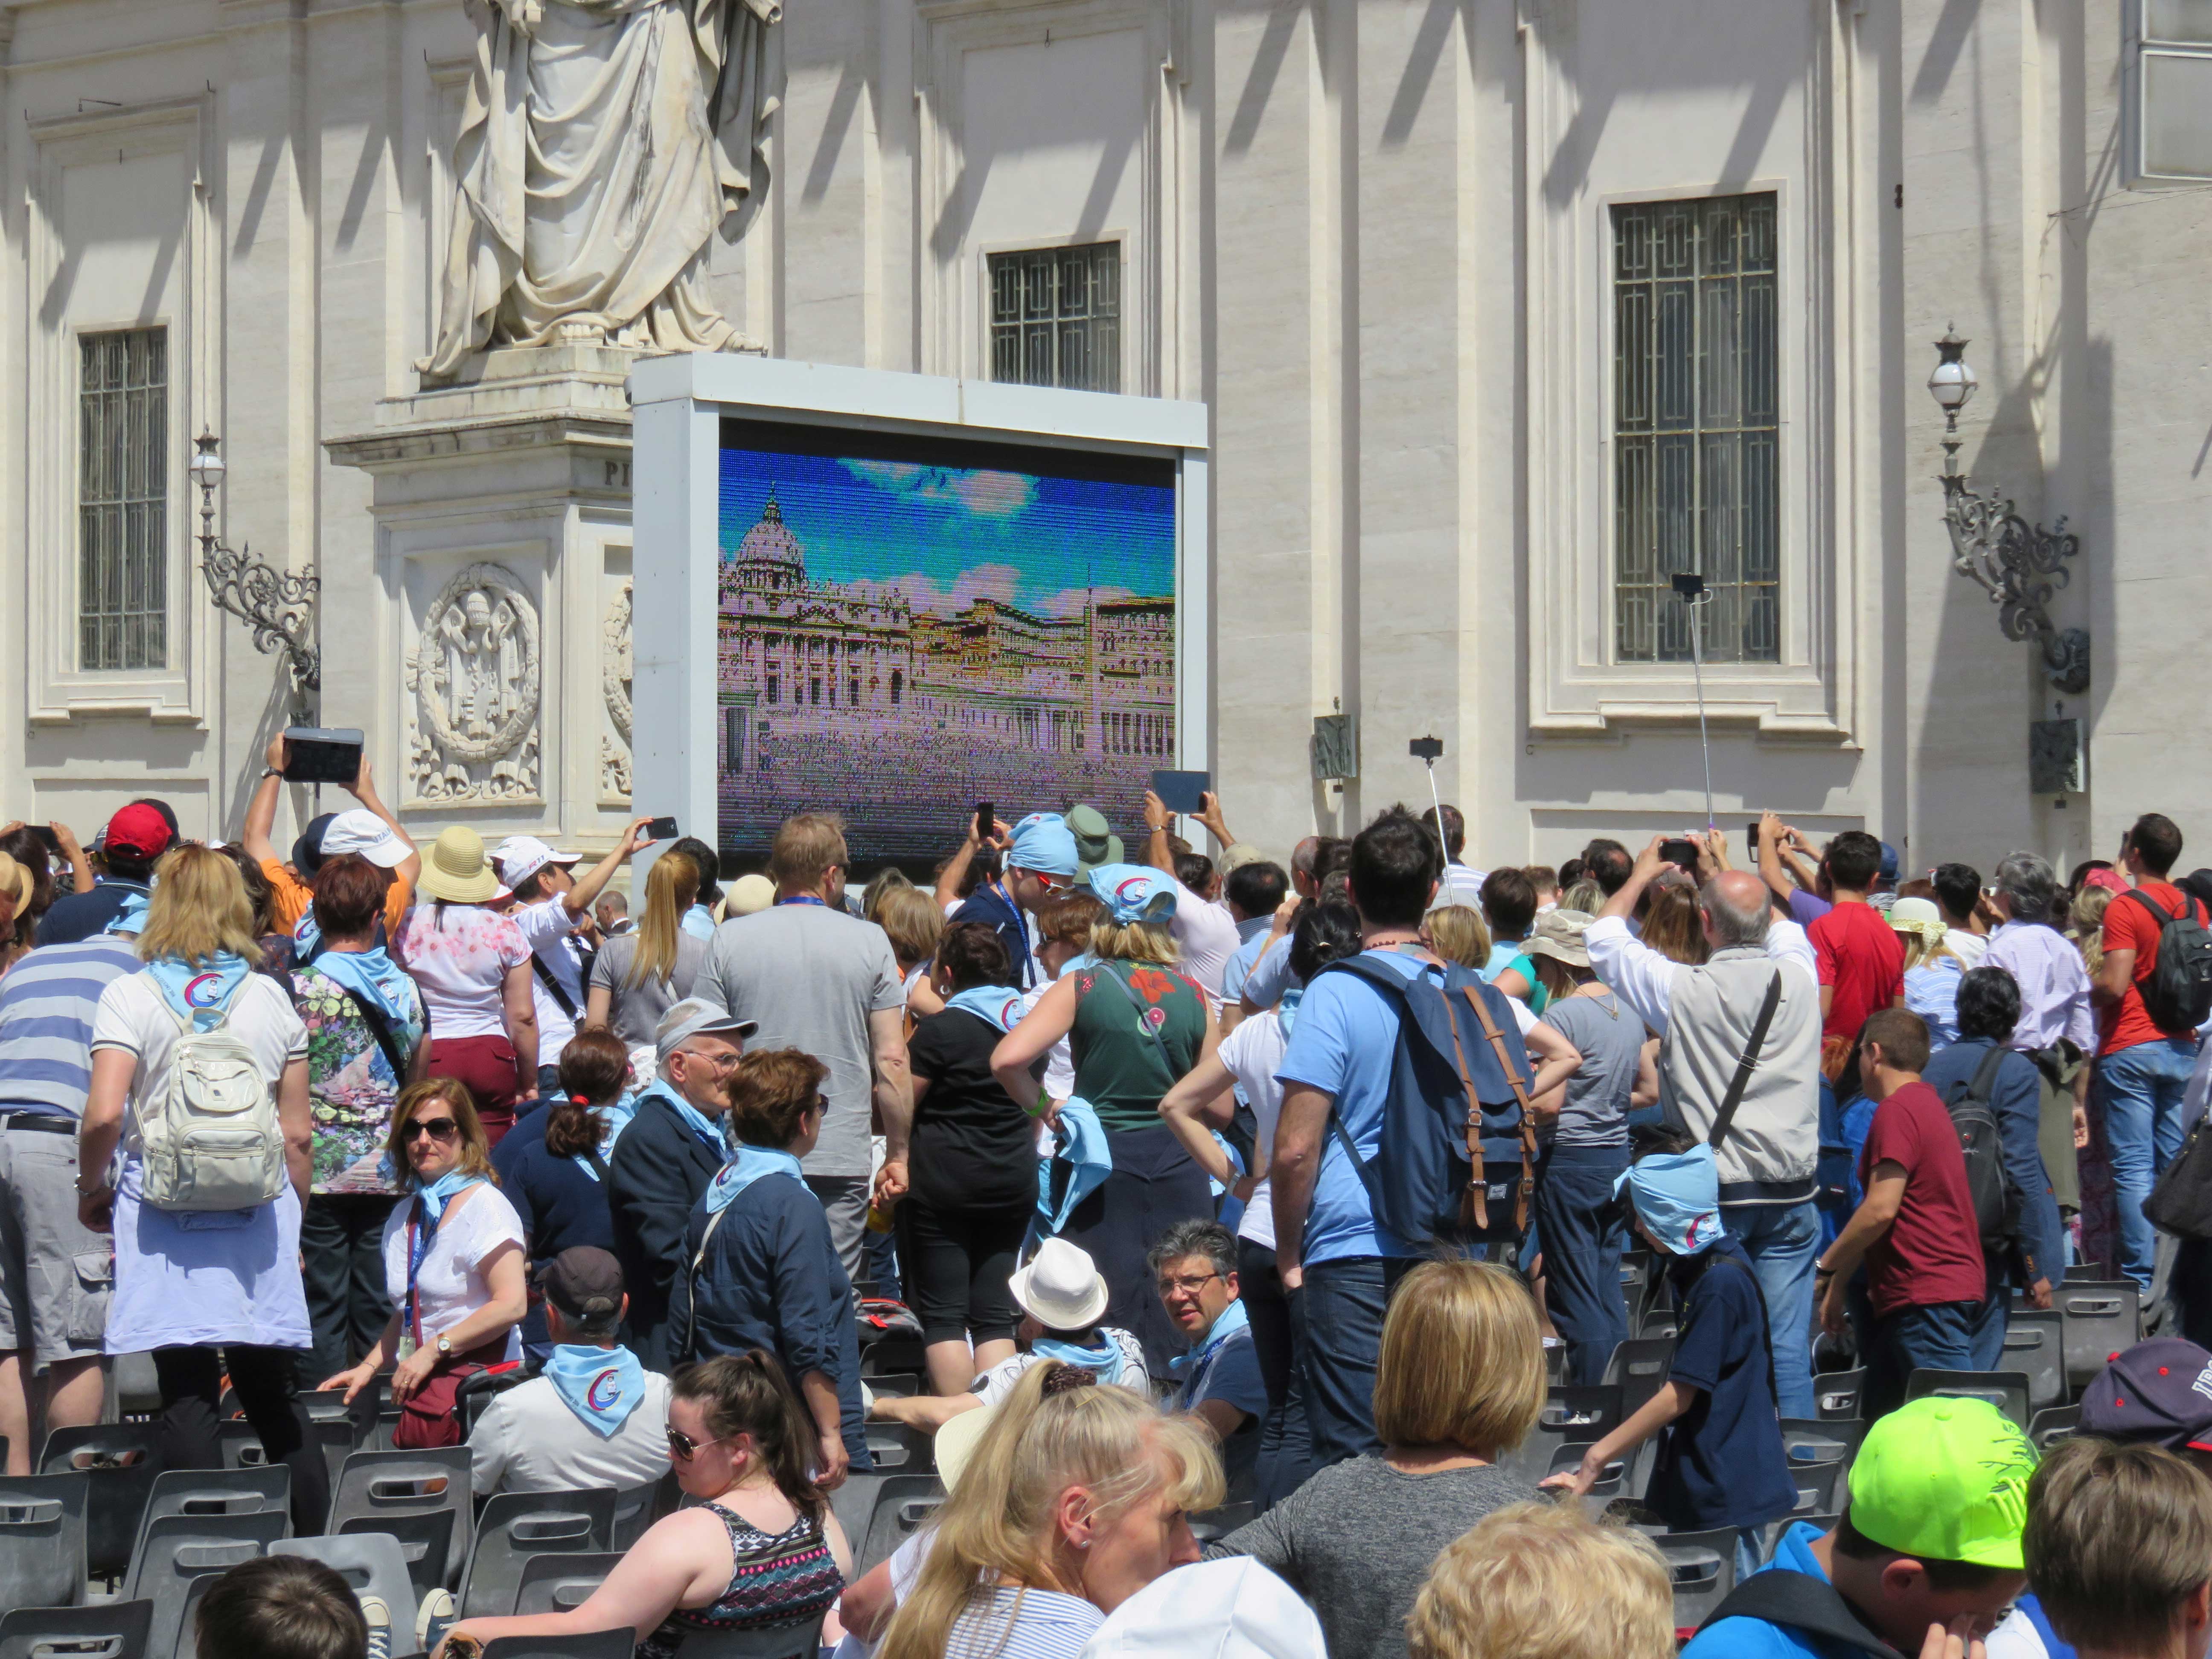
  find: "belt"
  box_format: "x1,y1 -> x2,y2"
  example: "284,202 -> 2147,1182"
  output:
0,1112 -> 75,1135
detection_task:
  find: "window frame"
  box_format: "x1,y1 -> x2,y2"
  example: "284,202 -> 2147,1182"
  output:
2129,0 -> 2212,186
76,325 -> 173,675
984,239 -> 1127,395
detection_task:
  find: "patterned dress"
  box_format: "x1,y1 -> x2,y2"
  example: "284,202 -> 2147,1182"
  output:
637,1501 -> 843,1657
290,965 -> 427,1195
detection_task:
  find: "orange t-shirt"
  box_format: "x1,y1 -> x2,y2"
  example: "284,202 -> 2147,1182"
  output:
261,858 -> 413,941
2098,880 -> 2210,1054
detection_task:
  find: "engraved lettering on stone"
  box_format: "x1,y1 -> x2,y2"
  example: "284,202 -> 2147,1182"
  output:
407,562 -> 543,803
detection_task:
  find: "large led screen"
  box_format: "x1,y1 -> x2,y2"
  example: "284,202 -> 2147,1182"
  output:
715,419 -> 1178,863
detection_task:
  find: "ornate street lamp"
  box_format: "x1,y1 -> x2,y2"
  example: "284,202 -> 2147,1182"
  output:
189,428 -> 321,709
1928,328 -> 2089,694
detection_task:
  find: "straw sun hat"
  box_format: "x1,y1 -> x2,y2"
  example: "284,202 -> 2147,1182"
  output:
414,825 -> 503,904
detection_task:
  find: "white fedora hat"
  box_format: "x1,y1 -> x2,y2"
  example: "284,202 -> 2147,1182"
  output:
1007,1237 -> 1110,1332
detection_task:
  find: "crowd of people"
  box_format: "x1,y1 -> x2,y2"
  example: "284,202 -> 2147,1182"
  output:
4,743 -> 2212,1659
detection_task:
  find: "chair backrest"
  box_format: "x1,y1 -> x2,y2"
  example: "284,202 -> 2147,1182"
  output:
2058,1282 -> 2142,1388
610,1479 -> 671,1553
514,1551 -> 623,1617
858,1338 -> 926,1380
1188,1503 -> 1254,1547
1785,1458 -> 1846,1518
1778,1418 -> 1866,1469
0,1473 -> 89,1612
2028,1404 -> 2082,1452
1504,1386 -> 1623,1483
270,1535 -> 422,1656
329,1449 -> 472,1595
859,1423 -> 936,1478
0,1599 -> 154,1659
1548,1442 -> 1627,1500
125,1511 -> 287,1659
2001,1310 -> 2067,1412
1813,1370 -> 1866,1421
856,1475 -> 946,1577
1639,1309 -> 1680,1341
1657,1528 -> 1738,1631
862,1374 -> 922,1402
460,1490 -> 619,1621
136,1467 -> 291,1565
479,1631 -> 633,1659
1603,1339 -> 1678,1417
669,1618 -> 827,1659
38,1426 -> 159,1582
1907,1368 -> 2032,1432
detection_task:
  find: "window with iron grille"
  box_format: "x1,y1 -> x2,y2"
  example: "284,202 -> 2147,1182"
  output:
988,243 -> 1121,393
1612,195 -> 1779,664
79,328 -> 169,672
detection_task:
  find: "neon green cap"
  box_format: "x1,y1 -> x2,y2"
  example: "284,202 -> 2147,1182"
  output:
1845,1397 -> 2037,1569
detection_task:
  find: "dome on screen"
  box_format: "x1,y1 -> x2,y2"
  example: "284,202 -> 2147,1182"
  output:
736,490 -> 805,574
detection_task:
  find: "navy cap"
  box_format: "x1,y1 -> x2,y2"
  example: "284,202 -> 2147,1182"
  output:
1879,840 -> 1901,882
2079,1338 -> 2212,1452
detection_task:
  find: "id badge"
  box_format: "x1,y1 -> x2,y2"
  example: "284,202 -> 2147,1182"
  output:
396,1333 -> 417,1362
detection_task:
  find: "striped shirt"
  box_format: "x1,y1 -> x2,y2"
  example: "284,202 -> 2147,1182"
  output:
0,935 -> 143,1119
944,1587 -> 1104,1658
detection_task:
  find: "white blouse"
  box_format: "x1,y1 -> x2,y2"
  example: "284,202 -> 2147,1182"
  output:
379,1182 -> 525,1362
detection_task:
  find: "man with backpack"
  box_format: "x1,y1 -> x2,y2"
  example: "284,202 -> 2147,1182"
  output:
2091,812 -> 2212,1289
1816,1009 -> 1988,1420
1588,835 -> 1825,1418
1271,808 -> 1580,1467
1921,966 -> 2064,1368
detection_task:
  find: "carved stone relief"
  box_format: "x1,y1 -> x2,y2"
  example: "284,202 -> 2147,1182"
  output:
601,578 -> 633,800
406,562 -> 542,803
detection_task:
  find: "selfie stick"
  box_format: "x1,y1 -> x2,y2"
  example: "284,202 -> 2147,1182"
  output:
1671,573 -> 1715,832
1410,736 -> 1445,837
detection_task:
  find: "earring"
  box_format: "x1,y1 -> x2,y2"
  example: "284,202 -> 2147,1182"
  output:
1076,1539 -> 1091,1550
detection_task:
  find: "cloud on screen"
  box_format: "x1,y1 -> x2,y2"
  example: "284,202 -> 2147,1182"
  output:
838,459 -> 1038,519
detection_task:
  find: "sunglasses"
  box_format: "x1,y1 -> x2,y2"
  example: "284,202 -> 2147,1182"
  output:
402,1118 -> 460,1143
665,1426 -> 722,1461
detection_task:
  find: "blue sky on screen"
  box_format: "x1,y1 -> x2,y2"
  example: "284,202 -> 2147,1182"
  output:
719,446 -> 1174,620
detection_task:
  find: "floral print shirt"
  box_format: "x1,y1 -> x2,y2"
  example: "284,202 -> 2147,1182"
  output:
291,965 -> 427,1194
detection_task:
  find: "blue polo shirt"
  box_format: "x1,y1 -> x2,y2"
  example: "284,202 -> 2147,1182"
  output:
1679,1522 -> 1885,1659
1653,1238 -> 1798,1533
1273,947 -> 1439,1264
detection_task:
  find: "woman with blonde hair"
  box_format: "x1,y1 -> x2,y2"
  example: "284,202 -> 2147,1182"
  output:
1407,1499 -> 1675,1659
2071,881 -> 2113,978
1639,879 -> 1710,966
1421,905 -> 1493,973
1208,1258 -> 1548,1659
320,1077 -> 527,1448
993,864 -> 1221,1379
874,1361 -> 1222,1658
77,843 -> 328,1530
1891,894 -> 1970,1050
586,847 -> 707,1069
874,881 -> 948,1023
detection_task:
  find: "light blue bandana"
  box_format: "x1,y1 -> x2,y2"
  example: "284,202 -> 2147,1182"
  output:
945,986 -> 1026,1033
1169,1297 -> 1251,1406
544,1344 -> 649,1438
145,954 -> 250,1031
704,1144 -> 807,1214
1615,1145 -> 1726,1256
1033,1333 -> 1127,1386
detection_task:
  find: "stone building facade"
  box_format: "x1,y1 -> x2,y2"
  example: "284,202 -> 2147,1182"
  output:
2,0 -> 2208,873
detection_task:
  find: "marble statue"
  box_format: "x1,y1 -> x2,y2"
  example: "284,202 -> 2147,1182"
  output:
421,0 -> 784,378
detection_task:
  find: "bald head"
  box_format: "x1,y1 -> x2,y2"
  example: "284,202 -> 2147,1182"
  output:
1292,835 -> 1324,897
1701,870 -> 1773,949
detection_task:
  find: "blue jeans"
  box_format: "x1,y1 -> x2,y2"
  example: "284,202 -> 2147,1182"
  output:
1238,1239 -> 1314,1510
1864,1299 -> 1977,1420
2098,1038 -> 2201,1288
1296,1256 -> 1419,1470
1534,1143 -> 1631,1385
1967,1274 -> 2009,1371
1729,1200 -> 1820,1420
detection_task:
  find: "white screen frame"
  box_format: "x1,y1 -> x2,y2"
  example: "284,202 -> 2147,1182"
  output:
628,353 -> 1210,853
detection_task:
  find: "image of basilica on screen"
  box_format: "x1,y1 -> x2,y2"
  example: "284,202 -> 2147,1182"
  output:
714,457 -> 1176,864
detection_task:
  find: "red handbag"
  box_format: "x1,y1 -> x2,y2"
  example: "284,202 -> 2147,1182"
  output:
391,1209 -> 515,1449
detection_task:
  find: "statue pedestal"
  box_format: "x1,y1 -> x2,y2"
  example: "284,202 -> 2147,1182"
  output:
325,344 -> 643,852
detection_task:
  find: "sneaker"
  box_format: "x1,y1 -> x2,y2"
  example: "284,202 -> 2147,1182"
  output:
416,1587 -> 457,1653
358,1595 -> 393,1659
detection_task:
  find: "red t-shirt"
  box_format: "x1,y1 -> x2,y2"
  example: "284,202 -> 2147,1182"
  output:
1857,1080 -> 1988,1318
1810,900 -> 1905,1041
2098,882 -> 2210,1055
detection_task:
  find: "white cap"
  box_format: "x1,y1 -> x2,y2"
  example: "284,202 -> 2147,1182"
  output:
1007,1237 -> 1109,1332
319,809 -> 411,870
1079,1560 -> 1327,1659
492,835 -> 581,891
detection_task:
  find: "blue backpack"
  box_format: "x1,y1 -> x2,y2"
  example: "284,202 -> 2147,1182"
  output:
1312,955 -> 1540,1245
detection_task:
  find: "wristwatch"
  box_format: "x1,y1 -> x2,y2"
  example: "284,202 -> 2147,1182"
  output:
259,767 -> 283,780
435,1334 -> 453,1358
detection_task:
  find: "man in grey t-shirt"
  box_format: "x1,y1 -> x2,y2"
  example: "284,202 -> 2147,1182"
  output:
692,814 -> 912,1281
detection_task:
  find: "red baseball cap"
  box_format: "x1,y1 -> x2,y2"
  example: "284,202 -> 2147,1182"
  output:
103,802 -> 174,861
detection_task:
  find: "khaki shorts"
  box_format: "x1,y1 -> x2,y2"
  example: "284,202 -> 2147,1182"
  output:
0,1121 -> 112,1369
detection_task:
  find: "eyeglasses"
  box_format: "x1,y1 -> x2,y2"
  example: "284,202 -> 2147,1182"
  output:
666,1426 -> 728,1461
1156,1271 -> 1222,1297
401,1118 -> 460,1143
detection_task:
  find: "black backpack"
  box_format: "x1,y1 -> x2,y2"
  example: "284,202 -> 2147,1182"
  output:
1942,1043 -> 2021,1257
2121,888 -> 2212,1031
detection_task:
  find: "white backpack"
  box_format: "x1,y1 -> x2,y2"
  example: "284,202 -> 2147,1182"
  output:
137,982 -> 287,1213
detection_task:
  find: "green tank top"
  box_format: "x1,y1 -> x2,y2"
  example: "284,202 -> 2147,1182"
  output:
1068,960 -> 1209,1133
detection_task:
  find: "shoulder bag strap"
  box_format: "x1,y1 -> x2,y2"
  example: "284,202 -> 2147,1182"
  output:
1708,970 -> 1785,1153
531,951 -> 581,1020
1965,1041 -> 2008,1106
676,1202 -> 733,1363
1462,985 -> 1540,1232
333,982 -> 411,1084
